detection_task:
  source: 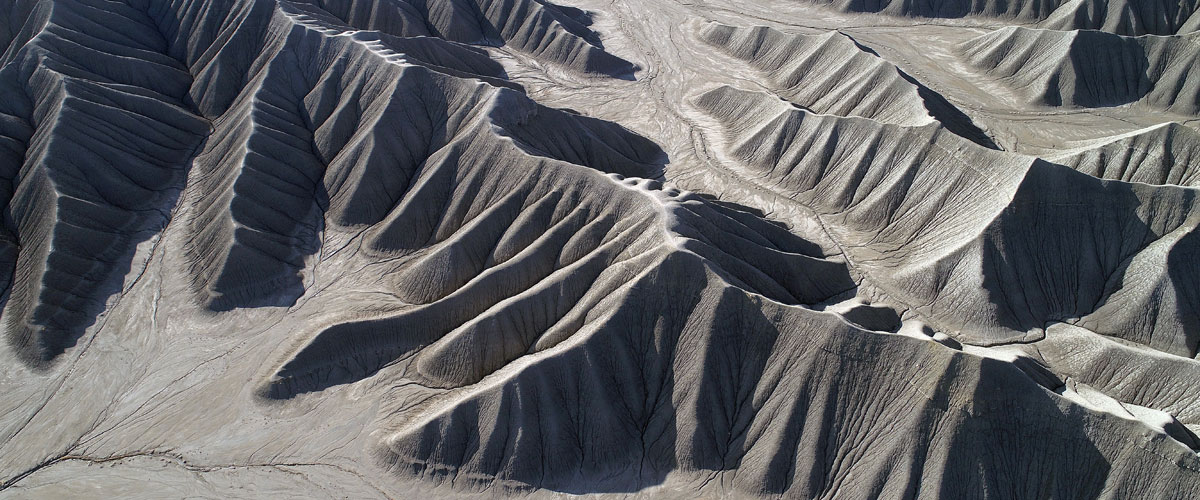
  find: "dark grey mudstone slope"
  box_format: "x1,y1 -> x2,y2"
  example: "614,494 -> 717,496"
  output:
1,0 -> 1199,498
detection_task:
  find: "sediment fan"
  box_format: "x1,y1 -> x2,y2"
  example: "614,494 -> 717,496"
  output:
0,0 -> 1199,498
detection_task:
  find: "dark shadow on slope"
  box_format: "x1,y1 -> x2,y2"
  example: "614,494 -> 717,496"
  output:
844,35 -> 994,147
694,194 -> 770,221
262,312 -> 432,399
0,236 -> 14,307
688,289 -> 782,474
976,161 -> 1150,343
897,70 -> 999,149
674,203 -> 857,304
1066,31 -> 1151,108
497,91 -> 668,179
8,217 -> 183,368
379,252 -> 703,495
937,358 -> 1110,499
199,51 -> 335,312
1167,226 -> 1200,356
1,0 -> 210,366
308,0 -> 638,78
837,0 -> 1062,20
547,3 -> 595,28
840,303 -> 902,332
378,32 -> 524,91
204,188 -> 329,313
0,74 -> 29,335
0,0 -> 42,66
693,194 -> 830,255
840,0 -> 974,18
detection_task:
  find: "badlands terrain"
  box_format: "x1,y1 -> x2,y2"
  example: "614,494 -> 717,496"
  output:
1,0 -> 1199,497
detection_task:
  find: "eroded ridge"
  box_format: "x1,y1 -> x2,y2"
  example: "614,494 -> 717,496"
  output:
0,0 -> 208,365
0,0 -> 649,359
294,0 -> 638,76
266,168 -> 857,397
959,27 -> 1200,113
693,85 -> 1200,354
698,22 -> 933,126
2,0 -> 1200,498
809,0 -> 1200,35
181,7 -> 521,310
1048,122 -> 1200,186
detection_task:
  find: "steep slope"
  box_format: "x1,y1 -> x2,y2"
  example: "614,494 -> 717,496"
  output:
1041,0 -> 1200,35
178,7 -> 541,310
808,0 -> 1199,35
0,0 -> 209,366
697,22 -> 996,146
293,0 -> 637,76
265,170 -> 856,397
1048,122 -> 1200,186
692,85 -> 1200,354
812,0 -> 1066,21
382,283 -> 1200,497
1,0 -> 1200,498
0,0 -> 653,340
958,27 -> 1200,113
697,23 -> 933,126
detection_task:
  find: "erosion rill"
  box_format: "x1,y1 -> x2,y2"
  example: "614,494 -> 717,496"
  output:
1,0 -> 1199,498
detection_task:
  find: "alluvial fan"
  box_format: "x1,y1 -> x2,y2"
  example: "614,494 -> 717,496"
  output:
1,0 -> 1199,498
